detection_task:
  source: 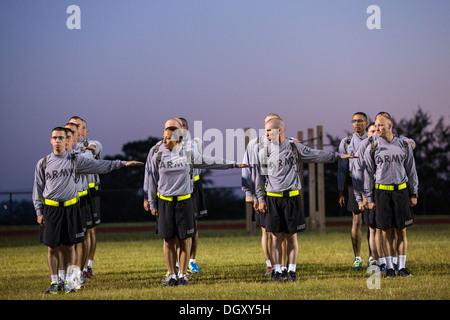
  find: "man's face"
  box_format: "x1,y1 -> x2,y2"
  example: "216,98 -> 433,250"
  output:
375,117 -> 391,139
265,124 -> 280,144
367,125 -> 376,137
69,118 -> 86,139
352,114 -> 367,135
65,126 -> 78,148
51,130 -> 67,153
65,131 -> 73,150
163,129 -> 179,151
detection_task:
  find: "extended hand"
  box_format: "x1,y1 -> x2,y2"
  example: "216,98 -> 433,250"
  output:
341,154 -> 358,160
126,161 -> 144,166
239,164 -> 253,168
151,209 -> 158,217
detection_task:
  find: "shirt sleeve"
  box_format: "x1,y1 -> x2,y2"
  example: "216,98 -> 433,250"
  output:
32,158 -> 45,216
363,145 -> 376,203
404,143 -> 419,195
337,138 -> 348,191
241,141 -> 256,198
76,155 -> 126,174
147,153 -> 159,210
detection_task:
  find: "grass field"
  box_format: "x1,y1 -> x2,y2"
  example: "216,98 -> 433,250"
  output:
0,218 -> 449,301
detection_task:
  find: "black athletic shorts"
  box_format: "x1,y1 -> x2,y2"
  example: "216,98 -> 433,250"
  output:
265,194 -> 306,234
254,196 -> 267,228
192,181 -> 208,219
254,210 -> 267,228
79,192 -> 92,230
374,188 -> 415,229
89,186 -> 101,226
39,202 -> 85,247
157,196 -> 196,240
363,208 -> 376,228
346,184 -> 361,214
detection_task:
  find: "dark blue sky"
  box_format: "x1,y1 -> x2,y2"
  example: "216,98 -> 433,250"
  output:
1,0 -> 449,191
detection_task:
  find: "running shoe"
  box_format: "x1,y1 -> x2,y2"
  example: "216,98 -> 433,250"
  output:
352,258 -> 363,270
45,282 -> 60,295
378,263 -> 386,273
368,258 -> 375,267
272,272 -> 282,282
264,266 -> 273,276
287,271 -> 297,282
398,268 -> 413,277
161,272 -> 170,284
281,269 -> 288,278
165,277 -> 178,287
385,269 -> 396,278
393,263 -> 399,272
83,269 -> 93,279
178,276 -> 189,286
63,279 -> 76,293
188,261 -> 201,273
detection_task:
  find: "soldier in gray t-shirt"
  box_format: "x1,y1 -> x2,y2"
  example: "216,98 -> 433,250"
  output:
363,115 -> 418,277
34,127 -> 143,294
255,118 -> 356,282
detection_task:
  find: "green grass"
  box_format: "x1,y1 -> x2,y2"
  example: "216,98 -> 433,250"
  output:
0,220 -> 449,300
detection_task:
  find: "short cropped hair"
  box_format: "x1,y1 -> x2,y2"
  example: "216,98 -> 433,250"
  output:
353,112 -> 368,121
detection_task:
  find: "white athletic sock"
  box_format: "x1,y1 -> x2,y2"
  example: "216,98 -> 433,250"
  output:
274,264 -> 282,273
178,273 -> 185,279
355,256 -> 361,261
379,257 -> 386,265
398,255 -> 406,269
386,256 -> 393,269
266,260 -> 272,268
58,270 -> 66,281
51,274 -> 58,283
288,264 -> 296,272
87,260 -> 93,268
393,256 -> 398,265
170,274 -> 177,280
189,259 -> 195,264
281,266 -> 287,271
74,267 -> 81,280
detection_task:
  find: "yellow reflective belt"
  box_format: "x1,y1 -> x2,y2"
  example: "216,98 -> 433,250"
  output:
78,190 -> 88,197
375,182 -> 407,191
266,190 -> 300,198
44,197 -> 79,207
194,175 -> 200,181
88,183 -> 96,188
157,193 -> 191,202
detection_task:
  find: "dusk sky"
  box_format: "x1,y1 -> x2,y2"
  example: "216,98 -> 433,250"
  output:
1,0 -> 449,193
